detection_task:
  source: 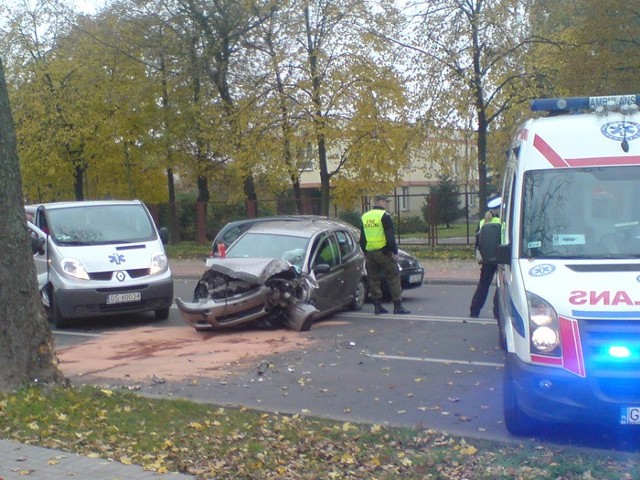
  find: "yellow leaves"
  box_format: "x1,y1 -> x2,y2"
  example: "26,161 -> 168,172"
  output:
455,440 -> 478,456
188,421 -> 205,430
100,389 -> 113,397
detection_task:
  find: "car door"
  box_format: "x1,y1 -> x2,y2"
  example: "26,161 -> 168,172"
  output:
27,222 -> 49,293
309,233 -> 345,312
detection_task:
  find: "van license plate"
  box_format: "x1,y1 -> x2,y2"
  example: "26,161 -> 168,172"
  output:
620,407 -> 640,425
107,292 -> 141,304
409,274 -> 422,283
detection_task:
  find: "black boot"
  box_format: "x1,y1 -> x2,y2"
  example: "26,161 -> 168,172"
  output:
393,300 -> 411,314
373,300 -> 388,315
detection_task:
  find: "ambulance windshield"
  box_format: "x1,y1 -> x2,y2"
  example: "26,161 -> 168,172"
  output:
521,166 -> 640,259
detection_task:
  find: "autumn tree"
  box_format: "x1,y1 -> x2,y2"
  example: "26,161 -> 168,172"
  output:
394,0 -> 541,210
528,0 -> 640,96
0,56 -> 65,391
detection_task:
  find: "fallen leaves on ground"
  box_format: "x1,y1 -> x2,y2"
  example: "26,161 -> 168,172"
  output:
0,386 -> 639,479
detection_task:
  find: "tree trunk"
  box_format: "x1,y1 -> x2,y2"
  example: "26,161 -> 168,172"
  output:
0,57 -> 65,392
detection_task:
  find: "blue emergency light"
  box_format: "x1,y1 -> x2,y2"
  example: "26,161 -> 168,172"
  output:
608,345 -> 632,359
531,94 -> 640,113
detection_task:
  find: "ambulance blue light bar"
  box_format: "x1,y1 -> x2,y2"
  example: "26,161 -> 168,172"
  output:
531,94 -> 640,113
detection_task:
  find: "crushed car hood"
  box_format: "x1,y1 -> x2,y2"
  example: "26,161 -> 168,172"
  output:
176,256 -> 319,332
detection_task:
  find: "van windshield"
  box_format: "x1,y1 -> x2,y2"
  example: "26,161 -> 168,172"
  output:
521,166 -> 640,259
46,204 -> 156,246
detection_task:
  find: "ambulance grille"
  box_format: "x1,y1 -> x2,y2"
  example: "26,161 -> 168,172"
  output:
581,319 -> 640,402
88,268 -> 151,280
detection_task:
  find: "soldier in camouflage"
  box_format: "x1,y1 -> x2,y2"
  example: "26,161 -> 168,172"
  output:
360,194 -> 410,315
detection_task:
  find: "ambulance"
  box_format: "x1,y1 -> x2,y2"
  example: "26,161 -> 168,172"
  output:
495,94 -> 640,434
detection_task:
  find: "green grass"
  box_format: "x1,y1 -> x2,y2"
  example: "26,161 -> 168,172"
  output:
1,386 -> 639,479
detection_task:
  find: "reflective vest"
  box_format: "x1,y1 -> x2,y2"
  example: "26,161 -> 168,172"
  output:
362,209 -> 386,250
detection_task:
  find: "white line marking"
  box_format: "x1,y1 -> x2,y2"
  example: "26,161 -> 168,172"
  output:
51,331 -> 101,338
368,354 -> 503,368
339,311 -> 494,325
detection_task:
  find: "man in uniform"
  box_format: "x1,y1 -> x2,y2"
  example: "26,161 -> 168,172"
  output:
469,196 -> 502,318
360,194 -> 410,315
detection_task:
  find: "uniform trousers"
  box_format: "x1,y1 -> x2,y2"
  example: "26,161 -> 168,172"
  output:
470,263 -> 498,318
365,249 -> 402,302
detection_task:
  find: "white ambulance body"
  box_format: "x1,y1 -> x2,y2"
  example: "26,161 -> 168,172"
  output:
496,94 -> 640,435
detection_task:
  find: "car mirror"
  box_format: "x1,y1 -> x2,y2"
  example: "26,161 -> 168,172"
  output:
31,236 -> 45,255
313,264 -> 331,275
158,227 -> 169,244
496,243 -> 512,264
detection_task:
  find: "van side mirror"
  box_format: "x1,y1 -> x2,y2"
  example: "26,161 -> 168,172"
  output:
496,243 -> 511,264
158,227 -> 169,244
31,236 -> 45,255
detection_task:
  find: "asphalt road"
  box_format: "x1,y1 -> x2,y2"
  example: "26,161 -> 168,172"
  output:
52,279 -> 640,452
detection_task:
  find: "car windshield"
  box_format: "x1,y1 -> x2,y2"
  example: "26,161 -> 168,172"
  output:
521,166 -> 640,259
46,205 -> 156,246
228,232 -> 310,271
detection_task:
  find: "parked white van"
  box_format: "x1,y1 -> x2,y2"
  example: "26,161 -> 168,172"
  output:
26,200 -> 174,328
496,94 -> 640,434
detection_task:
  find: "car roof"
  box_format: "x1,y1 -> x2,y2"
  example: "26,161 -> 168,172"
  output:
220,215 -> 328,229
242,218 -> 354,238
25,200 -> 143,210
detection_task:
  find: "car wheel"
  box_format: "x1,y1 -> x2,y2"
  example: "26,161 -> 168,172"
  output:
47,287 -> 71,329
155,307 -> 170,320
349,278 -> 367,311
503,366 -> 542,436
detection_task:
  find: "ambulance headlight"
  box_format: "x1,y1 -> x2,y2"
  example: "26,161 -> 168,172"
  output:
527,292 -> 560,354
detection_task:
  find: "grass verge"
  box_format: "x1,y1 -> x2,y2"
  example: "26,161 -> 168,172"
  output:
1,386 -> 639,479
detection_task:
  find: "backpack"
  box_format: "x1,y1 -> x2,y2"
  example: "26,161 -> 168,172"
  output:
477,222 -> 501,265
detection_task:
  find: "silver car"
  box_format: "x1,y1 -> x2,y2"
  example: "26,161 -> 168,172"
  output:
176,219 -> 368,332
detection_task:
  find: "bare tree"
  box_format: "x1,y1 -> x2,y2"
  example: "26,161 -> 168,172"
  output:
0,57 -> 65,391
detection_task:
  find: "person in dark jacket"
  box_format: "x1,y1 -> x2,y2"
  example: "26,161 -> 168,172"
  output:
360,194 -> 410,315
469,196 -> 502,318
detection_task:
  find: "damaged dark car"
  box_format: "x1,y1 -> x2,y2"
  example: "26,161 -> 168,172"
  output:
176,219 -> 368,332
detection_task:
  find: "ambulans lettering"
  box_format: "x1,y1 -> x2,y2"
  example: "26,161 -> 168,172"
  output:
569,290 -> 640,306
589,95 -> 636,110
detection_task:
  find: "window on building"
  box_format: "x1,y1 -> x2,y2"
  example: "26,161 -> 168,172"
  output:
400,187 -> 410,211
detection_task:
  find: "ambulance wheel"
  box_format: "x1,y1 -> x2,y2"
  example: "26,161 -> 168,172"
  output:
155,307 -> 170,320
503,368 -> 540,436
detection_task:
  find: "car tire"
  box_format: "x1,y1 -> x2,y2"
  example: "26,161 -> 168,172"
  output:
155,307 -> 170,320
47,287 -> 71,329
349,278 -> 367,311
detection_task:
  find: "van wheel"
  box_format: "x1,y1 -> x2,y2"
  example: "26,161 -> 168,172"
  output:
48,288 -> 70,329
155,308 -> 170,320
350,279 -> 367,311
503,367 -> 541,436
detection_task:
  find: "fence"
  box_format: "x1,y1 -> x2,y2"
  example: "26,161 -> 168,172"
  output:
148,191 -> 483,248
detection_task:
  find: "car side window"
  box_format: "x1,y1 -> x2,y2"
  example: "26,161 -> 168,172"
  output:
336,230 -> 354,258
313,235 -> 340,269
223,224 -> 251,246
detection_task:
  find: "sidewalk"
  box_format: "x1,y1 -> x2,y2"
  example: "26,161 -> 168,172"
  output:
0,439 -> 195,480
169,257 -> 480,285
0,258 -> 478,480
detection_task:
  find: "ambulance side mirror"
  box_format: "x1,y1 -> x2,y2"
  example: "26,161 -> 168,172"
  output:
496,244 -> 512,265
